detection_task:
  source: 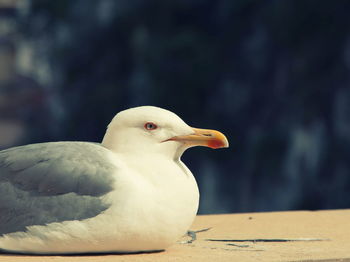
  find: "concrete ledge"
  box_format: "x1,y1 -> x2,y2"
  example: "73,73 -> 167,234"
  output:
1,209 -> 349,261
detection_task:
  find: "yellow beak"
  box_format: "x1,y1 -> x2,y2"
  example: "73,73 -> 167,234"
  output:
166,127 -> 229,149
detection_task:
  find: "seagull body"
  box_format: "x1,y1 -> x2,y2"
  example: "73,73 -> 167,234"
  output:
0,106 -> 228,254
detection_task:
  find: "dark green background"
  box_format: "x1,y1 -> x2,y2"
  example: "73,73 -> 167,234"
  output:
19,0 -> 350,213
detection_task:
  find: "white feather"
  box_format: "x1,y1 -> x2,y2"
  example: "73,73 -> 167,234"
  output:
0,106 -> 200,254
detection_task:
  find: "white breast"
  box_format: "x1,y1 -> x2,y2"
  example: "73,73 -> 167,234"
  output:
0,153 -> 199,254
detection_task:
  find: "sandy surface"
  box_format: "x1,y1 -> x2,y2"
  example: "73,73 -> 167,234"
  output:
1,209 -> 350,262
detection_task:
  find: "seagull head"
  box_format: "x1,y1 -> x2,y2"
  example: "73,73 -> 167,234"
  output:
102,106 -> 228,159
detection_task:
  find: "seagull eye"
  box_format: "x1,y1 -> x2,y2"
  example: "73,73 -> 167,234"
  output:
144,122 -> 157,130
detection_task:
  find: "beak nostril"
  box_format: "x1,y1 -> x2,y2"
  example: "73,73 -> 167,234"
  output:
202,133 -> 212,137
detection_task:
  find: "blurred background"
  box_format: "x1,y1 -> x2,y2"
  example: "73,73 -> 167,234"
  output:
1,0 -> 350,214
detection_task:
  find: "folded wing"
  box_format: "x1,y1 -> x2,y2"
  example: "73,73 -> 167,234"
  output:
0,142 -> 116,235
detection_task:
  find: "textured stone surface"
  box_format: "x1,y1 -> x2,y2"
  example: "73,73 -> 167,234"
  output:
0,210 -> 349,262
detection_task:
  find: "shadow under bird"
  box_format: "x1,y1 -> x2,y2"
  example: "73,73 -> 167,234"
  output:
0,106 -> 228,254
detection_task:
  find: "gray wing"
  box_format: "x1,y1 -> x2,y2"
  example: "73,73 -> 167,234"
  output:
0,142 -> 116,235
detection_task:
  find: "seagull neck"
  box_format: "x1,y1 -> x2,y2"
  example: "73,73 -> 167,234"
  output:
173,146 -> 186,161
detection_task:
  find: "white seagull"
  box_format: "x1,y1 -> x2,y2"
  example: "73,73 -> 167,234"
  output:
0,106 -> 228,254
